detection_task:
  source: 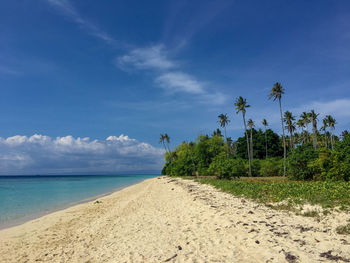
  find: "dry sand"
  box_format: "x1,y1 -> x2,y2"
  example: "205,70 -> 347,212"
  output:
0,176 -> 350,262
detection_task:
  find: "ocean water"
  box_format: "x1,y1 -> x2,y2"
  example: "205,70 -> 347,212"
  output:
0,174 -> 159,229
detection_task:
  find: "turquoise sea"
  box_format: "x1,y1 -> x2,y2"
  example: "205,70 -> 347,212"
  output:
0,174 -> 158,229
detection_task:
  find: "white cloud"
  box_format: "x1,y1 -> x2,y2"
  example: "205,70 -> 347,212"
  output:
155,72 -> 204,94
117,45 -> 175,71
47,0 -> 114,44
0,134 -> 164,175
117,44 -> 227,104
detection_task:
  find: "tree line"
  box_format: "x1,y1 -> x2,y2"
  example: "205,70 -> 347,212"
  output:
160,83 -> 349,181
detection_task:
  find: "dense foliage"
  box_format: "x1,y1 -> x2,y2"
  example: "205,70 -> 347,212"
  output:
161,132 -> 350,181
235,129 -> 283,159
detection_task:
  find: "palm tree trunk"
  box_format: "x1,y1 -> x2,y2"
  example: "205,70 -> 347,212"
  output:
250,129 -> 253,161
330,128 -> 334,150
289,130 -> 293,150
264,128 -> 268,159
324,132 -> 328,148
312,125 -> 317,150
243,113 -> 252,177
279,98 -> 286,177
224,126 -> 229,157
162,142 -> 168,154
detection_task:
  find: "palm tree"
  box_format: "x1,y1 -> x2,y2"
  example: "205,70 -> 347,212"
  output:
218,114 -> 230,140
262,119 -> 268,159
296,119 -> 306,144
218,113 -> 230,156
234,96 -> 252,177
321,118 -> 328,148
269,82 -> 286,176
300,112 -> 311,143
164,133 -> 171,153
212,128 -> 222,137
309,110 -> 319,149
247,119 -> 254,160
159,134 -> 168,154
326,115 -> 336,150
284,111 -> 296,149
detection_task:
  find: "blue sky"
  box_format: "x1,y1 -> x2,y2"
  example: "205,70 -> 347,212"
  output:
0,0 -> 349,174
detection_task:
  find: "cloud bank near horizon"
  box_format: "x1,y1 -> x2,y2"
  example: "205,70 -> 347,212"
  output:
0,134 -> 164,175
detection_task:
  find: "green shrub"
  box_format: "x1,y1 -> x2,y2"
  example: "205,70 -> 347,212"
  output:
307,148 -> 333,181
208,153 -> 245,179
243,159 -> 261,176
327,134 -> 350,181
260,158 -> 282,177
287,145 -> 318,180
251,159 -> 261,177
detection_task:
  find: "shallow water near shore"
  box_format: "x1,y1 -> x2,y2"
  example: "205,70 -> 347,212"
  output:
0,174 -> 159,229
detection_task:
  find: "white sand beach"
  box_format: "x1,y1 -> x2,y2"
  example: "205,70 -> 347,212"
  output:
0,176 -> 349,262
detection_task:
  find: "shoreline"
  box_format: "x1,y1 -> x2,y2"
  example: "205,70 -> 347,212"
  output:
1,176 -> 349,262
0,177 -> 154,231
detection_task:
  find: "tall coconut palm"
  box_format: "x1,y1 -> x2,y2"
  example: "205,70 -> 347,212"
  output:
326,115 -> 336,150
309,110 -> 319,149
247,119 -> 254,160
164,133 -> 171,153
321,118 -> 328,148
300,112 -> 311,143
218,113 -> 230,156
284,111 -> 296,149
269,82 -> 286,176
234,96 -> 252,177
262,119 -> 268,159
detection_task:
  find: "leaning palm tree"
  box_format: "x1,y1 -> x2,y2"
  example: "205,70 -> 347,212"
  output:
309,110 -> 319,149
218,113 -> 230,155
164,133 -> 171,152
234,96 -> 252,177
159,134 -> 171,159
284,111 -> 296,149
247,119 -> 254,160
326,115 -> 336,150
269,82 -> 286,176
159,134 -> 168,154
262,119 -> 268,159
321,118 -> 328,148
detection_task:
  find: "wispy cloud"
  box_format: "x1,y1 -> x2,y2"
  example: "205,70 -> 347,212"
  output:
47,0 -> 114,44
155,72 -> 204,94
117,44 -> 226,104
0,134 -> 164,175
117,45 -> 175,71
